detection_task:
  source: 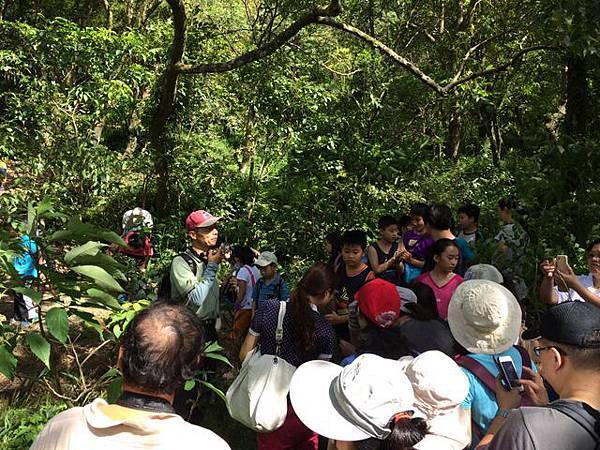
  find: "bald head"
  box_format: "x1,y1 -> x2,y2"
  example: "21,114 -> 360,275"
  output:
120,303 -> 204,393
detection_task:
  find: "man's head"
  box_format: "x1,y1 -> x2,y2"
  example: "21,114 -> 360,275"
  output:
185,210 -> 221,250
341,230 -> 368,268
524,302 -> 600,394
424,204 -> 453,232
120,303 -> 204,395
409,203 -> 428,233
377,216 -> 399,243
255,251 -> 278,280
457,204 -> 480,230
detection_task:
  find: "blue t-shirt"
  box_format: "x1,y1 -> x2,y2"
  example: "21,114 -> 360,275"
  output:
454,237 -> 475,276
252,273 -> 290,309
461,347 -> 537,447
12,235 -> 38,278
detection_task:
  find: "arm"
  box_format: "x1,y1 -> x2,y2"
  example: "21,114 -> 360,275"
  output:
367,245 -> 396,274
539,260 -> 558,305
185,262 -> 220,309
557,269 -> 600,307
280,280 -> 290,301
239,333 -> 258,362
236,279 -> 247,306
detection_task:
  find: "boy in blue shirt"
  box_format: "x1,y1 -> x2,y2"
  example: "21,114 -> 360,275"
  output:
10,234 -> 40,326
252,251 -> 289,314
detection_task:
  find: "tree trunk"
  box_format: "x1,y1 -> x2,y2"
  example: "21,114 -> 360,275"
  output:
564,53 -> 588,138
446,107 -> 461,159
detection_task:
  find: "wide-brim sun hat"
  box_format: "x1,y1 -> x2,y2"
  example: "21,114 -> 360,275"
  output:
290,354 -> 418,442
447,279 -> 522,354
464,264 -> 504,284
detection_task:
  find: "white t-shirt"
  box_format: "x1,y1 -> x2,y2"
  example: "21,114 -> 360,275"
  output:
31,398 -> 231,450
236,265 -> 261,310
555,274 -> 600,303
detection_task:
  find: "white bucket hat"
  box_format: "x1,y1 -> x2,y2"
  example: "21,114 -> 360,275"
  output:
290,354 -> 418,441
447,280 -> 522,355
464,264 -> 504,284
398,351 -> 471,450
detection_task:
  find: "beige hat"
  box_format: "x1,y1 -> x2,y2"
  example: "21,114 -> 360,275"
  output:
447,280 -> 522,354
464,264 -> 504,284
399,351 -> 471,450
255,251 -> 278,267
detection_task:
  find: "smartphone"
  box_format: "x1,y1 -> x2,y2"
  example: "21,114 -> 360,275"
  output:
497,356 -> 523,391
555,255 -> 569,292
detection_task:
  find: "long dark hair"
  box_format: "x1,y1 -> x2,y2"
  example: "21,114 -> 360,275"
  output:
325,231 -> 342,269
360,323 -> 413,359
424,238 -> 459,272
290,262 -> 337,352
355,415 -> 428,450
407,282 -> 439,321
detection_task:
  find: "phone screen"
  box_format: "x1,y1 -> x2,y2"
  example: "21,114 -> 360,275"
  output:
499,359 -> 520,389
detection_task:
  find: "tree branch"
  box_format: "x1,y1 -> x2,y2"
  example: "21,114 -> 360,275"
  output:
316,17 -> 446,95
444,45 -> 561,92
176,1 -> 341,74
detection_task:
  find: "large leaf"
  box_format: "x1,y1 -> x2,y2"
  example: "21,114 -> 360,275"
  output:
50,218 -> 126,246
46,307 -> 69,343
25,332 -> 51,368
11,287 -> 42,304
0,345 -> 17,379
203,352 -> 233,368
86,288 -> 121,309
73,253 -> 126,272
64,241 -> 106,265
71,265 -> 124,293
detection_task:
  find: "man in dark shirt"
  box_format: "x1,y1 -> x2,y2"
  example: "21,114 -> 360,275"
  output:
477,301 -> 600,450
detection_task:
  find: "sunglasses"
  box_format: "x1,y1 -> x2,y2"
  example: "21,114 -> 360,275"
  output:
533,345 -> 567,357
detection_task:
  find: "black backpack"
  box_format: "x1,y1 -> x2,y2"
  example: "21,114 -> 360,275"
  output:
157,251 -> 198,302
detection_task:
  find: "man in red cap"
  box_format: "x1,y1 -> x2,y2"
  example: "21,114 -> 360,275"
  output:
170,210 -> 223,343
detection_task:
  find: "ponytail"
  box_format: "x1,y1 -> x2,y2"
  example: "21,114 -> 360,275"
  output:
354,414 -> 428,450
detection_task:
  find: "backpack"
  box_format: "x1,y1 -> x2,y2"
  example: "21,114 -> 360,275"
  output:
254,276 -> 284,308
455,345 -> 533,439
156,251 -> 198,302
550,400 -> 600,450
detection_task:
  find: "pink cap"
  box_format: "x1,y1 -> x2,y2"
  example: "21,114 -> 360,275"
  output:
185,210 -> 221,231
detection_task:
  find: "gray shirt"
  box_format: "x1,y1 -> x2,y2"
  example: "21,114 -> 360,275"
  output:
488,400 -> 599,450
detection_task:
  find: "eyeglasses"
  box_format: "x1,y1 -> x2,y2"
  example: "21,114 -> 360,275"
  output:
533,345 -> 567,357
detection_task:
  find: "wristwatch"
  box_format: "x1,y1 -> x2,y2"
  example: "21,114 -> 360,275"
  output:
496,409 -> 511,419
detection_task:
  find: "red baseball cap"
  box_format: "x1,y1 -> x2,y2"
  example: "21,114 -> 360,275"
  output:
185,210 -> 222,231
355,279 -> 401,328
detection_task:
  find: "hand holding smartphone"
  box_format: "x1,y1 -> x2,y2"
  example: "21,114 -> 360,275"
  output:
555,254 -> 569,292
497,355 -> 523,392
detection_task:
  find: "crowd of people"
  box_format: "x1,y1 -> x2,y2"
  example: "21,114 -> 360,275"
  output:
22,202 -> 600,449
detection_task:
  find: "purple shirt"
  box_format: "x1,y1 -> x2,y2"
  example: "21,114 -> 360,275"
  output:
403,231 -> 434,262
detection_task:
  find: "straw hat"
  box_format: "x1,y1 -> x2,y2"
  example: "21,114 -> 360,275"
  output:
447,280 -> 521,354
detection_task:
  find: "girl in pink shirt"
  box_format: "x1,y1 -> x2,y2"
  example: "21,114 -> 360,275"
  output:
416,238 -> 463,320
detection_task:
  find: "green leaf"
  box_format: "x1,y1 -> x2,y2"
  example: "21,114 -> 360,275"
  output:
36,197 -> 54,215
72,265 -> 124,293
203,352 -> 233,368
0,345 -> 17,379
198,380 -> 226,403
25,332 -> 51,368
64,241 -> 106,265
11,287 -> 42,304
106,375 -> 123,404
203,341 -> 224,354
86,288 -> 121,309
46,307 -> 69,343
73,253 -> 126,271
184,379 -> 196,391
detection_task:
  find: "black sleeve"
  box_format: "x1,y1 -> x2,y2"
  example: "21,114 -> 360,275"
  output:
487,410 -> 536,450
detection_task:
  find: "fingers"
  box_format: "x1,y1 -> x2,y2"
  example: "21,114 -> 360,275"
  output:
521,366 -> 537,380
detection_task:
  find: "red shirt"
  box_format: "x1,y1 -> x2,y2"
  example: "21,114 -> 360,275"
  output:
416,272 -> 463,320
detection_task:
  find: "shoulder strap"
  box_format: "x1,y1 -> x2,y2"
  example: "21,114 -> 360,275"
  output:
276,276 -> 283,299
456,355 -> 497,393
242,265 -> 256,287
514,345 -> 532,369
550,401 -> 600,445
179,251 -> 198,276
275,301 -> 287,357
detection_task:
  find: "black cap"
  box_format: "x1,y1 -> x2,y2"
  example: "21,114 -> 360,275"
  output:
522,301 -> 600,348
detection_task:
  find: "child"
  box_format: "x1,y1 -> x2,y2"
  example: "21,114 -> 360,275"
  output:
424,203 -> 474,276
230,246 -> 261,345
401,203 -> 434,283
416,238 -> 464,321
457,203 -> 482,247
367,216 -> 402,285
252,251 -> 289,314
332,230 -> 375,348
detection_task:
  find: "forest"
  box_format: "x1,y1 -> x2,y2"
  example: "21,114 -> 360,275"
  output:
0,0 -> 599,448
